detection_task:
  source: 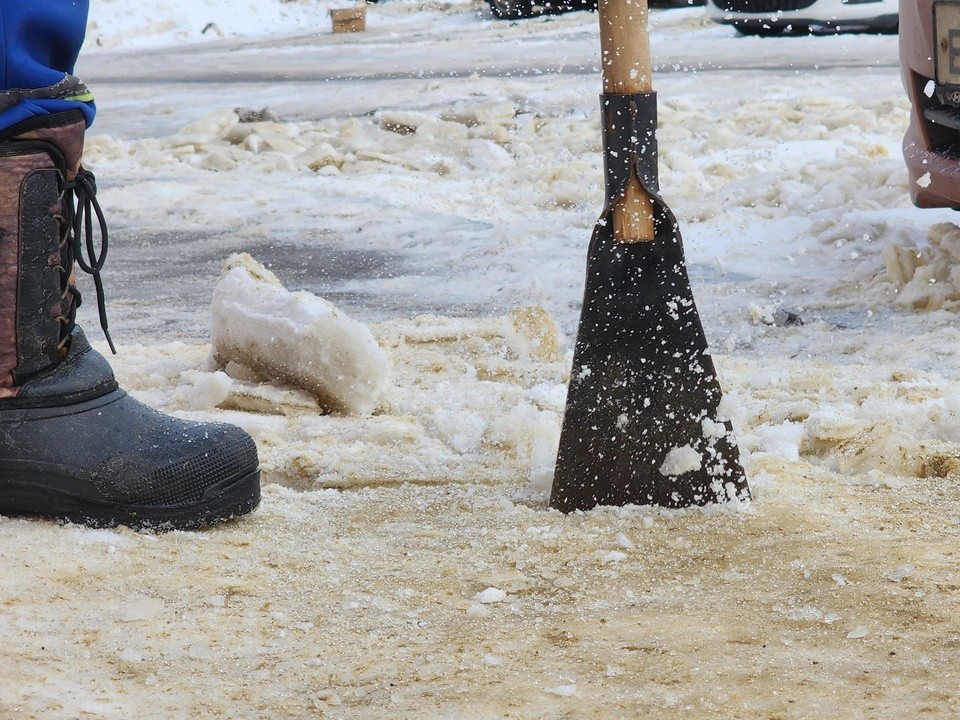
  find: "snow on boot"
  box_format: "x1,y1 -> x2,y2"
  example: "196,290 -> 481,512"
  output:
0,110 -> 260,530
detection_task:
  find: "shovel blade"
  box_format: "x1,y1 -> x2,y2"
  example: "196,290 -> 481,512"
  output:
551,200 -> 748,512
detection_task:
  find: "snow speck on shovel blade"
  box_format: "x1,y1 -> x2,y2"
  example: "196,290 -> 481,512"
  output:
659,444 -> 703,476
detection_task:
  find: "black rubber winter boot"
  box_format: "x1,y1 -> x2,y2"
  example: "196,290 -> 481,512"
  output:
0,110 -> 260,530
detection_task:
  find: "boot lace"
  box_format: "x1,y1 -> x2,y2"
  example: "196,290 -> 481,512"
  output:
59,168 -> 116,354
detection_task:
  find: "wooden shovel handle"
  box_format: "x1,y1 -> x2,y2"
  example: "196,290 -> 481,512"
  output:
599,0 -> 655,242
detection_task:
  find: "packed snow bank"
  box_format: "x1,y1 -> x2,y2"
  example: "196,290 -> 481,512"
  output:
211,253 -> 391,415
86,0 -> 477,51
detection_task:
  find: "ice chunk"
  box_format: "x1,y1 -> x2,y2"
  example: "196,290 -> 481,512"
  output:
211,254 -> 390,415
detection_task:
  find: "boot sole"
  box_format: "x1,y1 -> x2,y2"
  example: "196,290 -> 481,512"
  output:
0,468 -> 261,531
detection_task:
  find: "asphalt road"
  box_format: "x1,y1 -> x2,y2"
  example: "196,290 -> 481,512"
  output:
77,14 -> 897,85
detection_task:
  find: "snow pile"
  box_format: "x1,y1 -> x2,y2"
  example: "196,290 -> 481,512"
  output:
210,253 -> 391,415
91,92 -> 910,226
79,69 -> 916,335
653,95 -> 910,210
86,102 -> 595,211
109,310 -> 567,492
884,222 -> 960,312
724,355 -> 960,484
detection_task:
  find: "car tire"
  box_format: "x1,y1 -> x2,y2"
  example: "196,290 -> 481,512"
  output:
543,0 -> 598,11
488,0 -> 536,19
734,22 -> 807,36
733,23 -> 779,36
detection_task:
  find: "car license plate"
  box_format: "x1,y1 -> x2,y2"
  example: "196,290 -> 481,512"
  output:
936,1 -> 960,86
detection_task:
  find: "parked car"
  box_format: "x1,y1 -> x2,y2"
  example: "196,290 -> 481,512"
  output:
901,0 -> 960,208
704,0 -> 898,34
487,0 -> 701,20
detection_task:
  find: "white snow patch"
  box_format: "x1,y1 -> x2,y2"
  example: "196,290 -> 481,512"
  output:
473,587 -> 508,604
750,421 -> 805,463
659,444 -> 703,476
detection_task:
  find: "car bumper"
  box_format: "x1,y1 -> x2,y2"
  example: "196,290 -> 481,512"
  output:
900,0 -> 960,208
903,121 -> 960,208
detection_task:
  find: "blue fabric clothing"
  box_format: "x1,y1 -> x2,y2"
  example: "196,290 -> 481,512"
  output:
0,0 -> 95,131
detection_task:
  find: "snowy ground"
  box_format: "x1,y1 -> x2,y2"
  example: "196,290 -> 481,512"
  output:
6,1 -> 960,717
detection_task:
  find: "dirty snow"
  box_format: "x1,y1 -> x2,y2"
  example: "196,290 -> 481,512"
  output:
3,1 -> 960,718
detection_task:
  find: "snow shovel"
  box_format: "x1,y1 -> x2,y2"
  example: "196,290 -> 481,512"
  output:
550,0 -> 748,511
